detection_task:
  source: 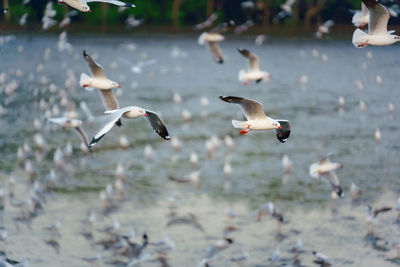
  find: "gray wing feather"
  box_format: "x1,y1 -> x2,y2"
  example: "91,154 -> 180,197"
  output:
209,42 -> 223,63
83,50 -> 107,78
89,107 -> 132,148
219,96 -> 267,120
99,89 -> 119,110
364,0 -> 389,35
238,48 -> 260,71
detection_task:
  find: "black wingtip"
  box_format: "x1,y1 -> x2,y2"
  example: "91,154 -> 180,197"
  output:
336,186 -> 344,198
217,58 -> 224,64
88,134 -> 105,149
83,50 -> 88,58
219,96 -> 228,102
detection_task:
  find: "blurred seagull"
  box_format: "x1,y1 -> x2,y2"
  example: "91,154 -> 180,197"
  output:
281,0 -> 296,14
88,107 -> 170,148
47,117 -> 89,147
365,205 -> 392,235
125,14 -> 143,28
234,20 -> 254,35
352,0 -> 400,47
219,96 -> 291,143
58,0 -> 135,12
194,12 -> 218,30
313,251 -> 332,267
237,48 -> 270,85
198,21 -> 235,63
315,20 -> 334,39
309,155 -> 344,197
168,170 -> 200,188
199,238 -> 234,266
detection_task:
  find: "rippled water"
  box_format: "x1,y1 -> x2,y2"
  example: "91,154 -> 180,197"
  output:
0,34 -> 399,266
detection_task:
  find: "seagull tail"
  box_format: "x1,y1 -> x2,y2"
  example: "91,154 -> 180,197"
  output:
238,70 -> 247,82
309,163 -> 320,178
79,73 -> 94,91
232,120 -> 245,129
352,28 -> 368,48
198,32 -> 208,45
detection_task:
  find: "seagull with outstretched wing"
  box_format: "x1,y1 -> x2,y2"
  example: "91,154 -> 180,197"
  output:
352,0 -> 400,47
89,106 -> 170,148
219,96 -> 290,143
58,0 -> 135,12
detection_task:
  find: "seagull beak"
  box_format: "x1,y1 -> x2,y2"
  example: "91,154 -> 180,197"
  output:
278,126 -> 283,129
117,85 -> 121,88
88,10 -> 92,13
144,113 -> 148,117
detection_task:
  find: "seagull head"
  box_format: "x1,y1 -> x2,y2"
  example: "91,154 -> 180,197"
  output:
273,122 -> 282,129
391,35 -> 400,42
111,81 -> 120,88
80,4 -> 91,12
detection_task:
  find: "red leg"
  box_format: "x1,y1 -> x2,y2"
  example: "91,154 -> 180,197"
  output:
240,125 -> 251,135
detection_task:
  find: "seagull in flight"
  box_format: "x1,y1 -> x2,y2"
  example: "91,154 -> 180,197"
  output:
237,48 -> 270,85
198,21 -> 235,63
352,0 -> 400,48
219,96 -> 290,143
89,107 -> 170,148
58,0 -> 135,12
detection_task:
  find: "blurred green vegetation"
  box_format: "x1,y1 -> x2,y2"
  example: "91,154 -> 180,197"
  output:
1,0 -> 398,31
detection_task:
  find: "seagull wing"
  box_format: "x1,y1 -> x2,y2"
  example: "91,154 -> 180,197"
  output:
83,50 -> 107,78
99,89 -> 120,110
362,2 -> 369,16
145,110 -> 170,140
75,126 -> 89,147
85,0 -> 135,7
237,48 -> 260,71
209,42 -> 223,63
219,96 -> 268,120
322,20 -> 334,28
322,172 -> 343,197
363,0 -> 389,35
210,21 -> 234,33
89,107 -> 132,148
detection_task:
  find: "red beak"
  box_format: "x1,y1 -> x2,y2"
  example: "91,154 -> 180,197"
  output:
83,84 -> 89,87
278,126 -> 283,129
117,85 -> 121,88
88,10 -> 92,13
144,113 -> 148,117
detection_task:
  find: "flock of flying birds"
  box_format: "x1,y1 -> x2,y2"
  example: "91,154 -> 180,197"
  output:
0,0 -> 400,266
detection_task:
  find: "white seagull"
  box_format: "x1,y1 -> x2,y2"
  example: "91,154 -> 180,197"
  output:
80,50 -> 122,126
58,0 -> 135,12
198,21 -> 235,64
219,96 -> 291,143
47,117 -> 89,147
89,106 -> 170,148
281,0 -> 296,14
352,2 -> 369,27
309,155 -> 344,197
352,0 -> 400,48
237,48 -> 270,85
315,20 -> 334,39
